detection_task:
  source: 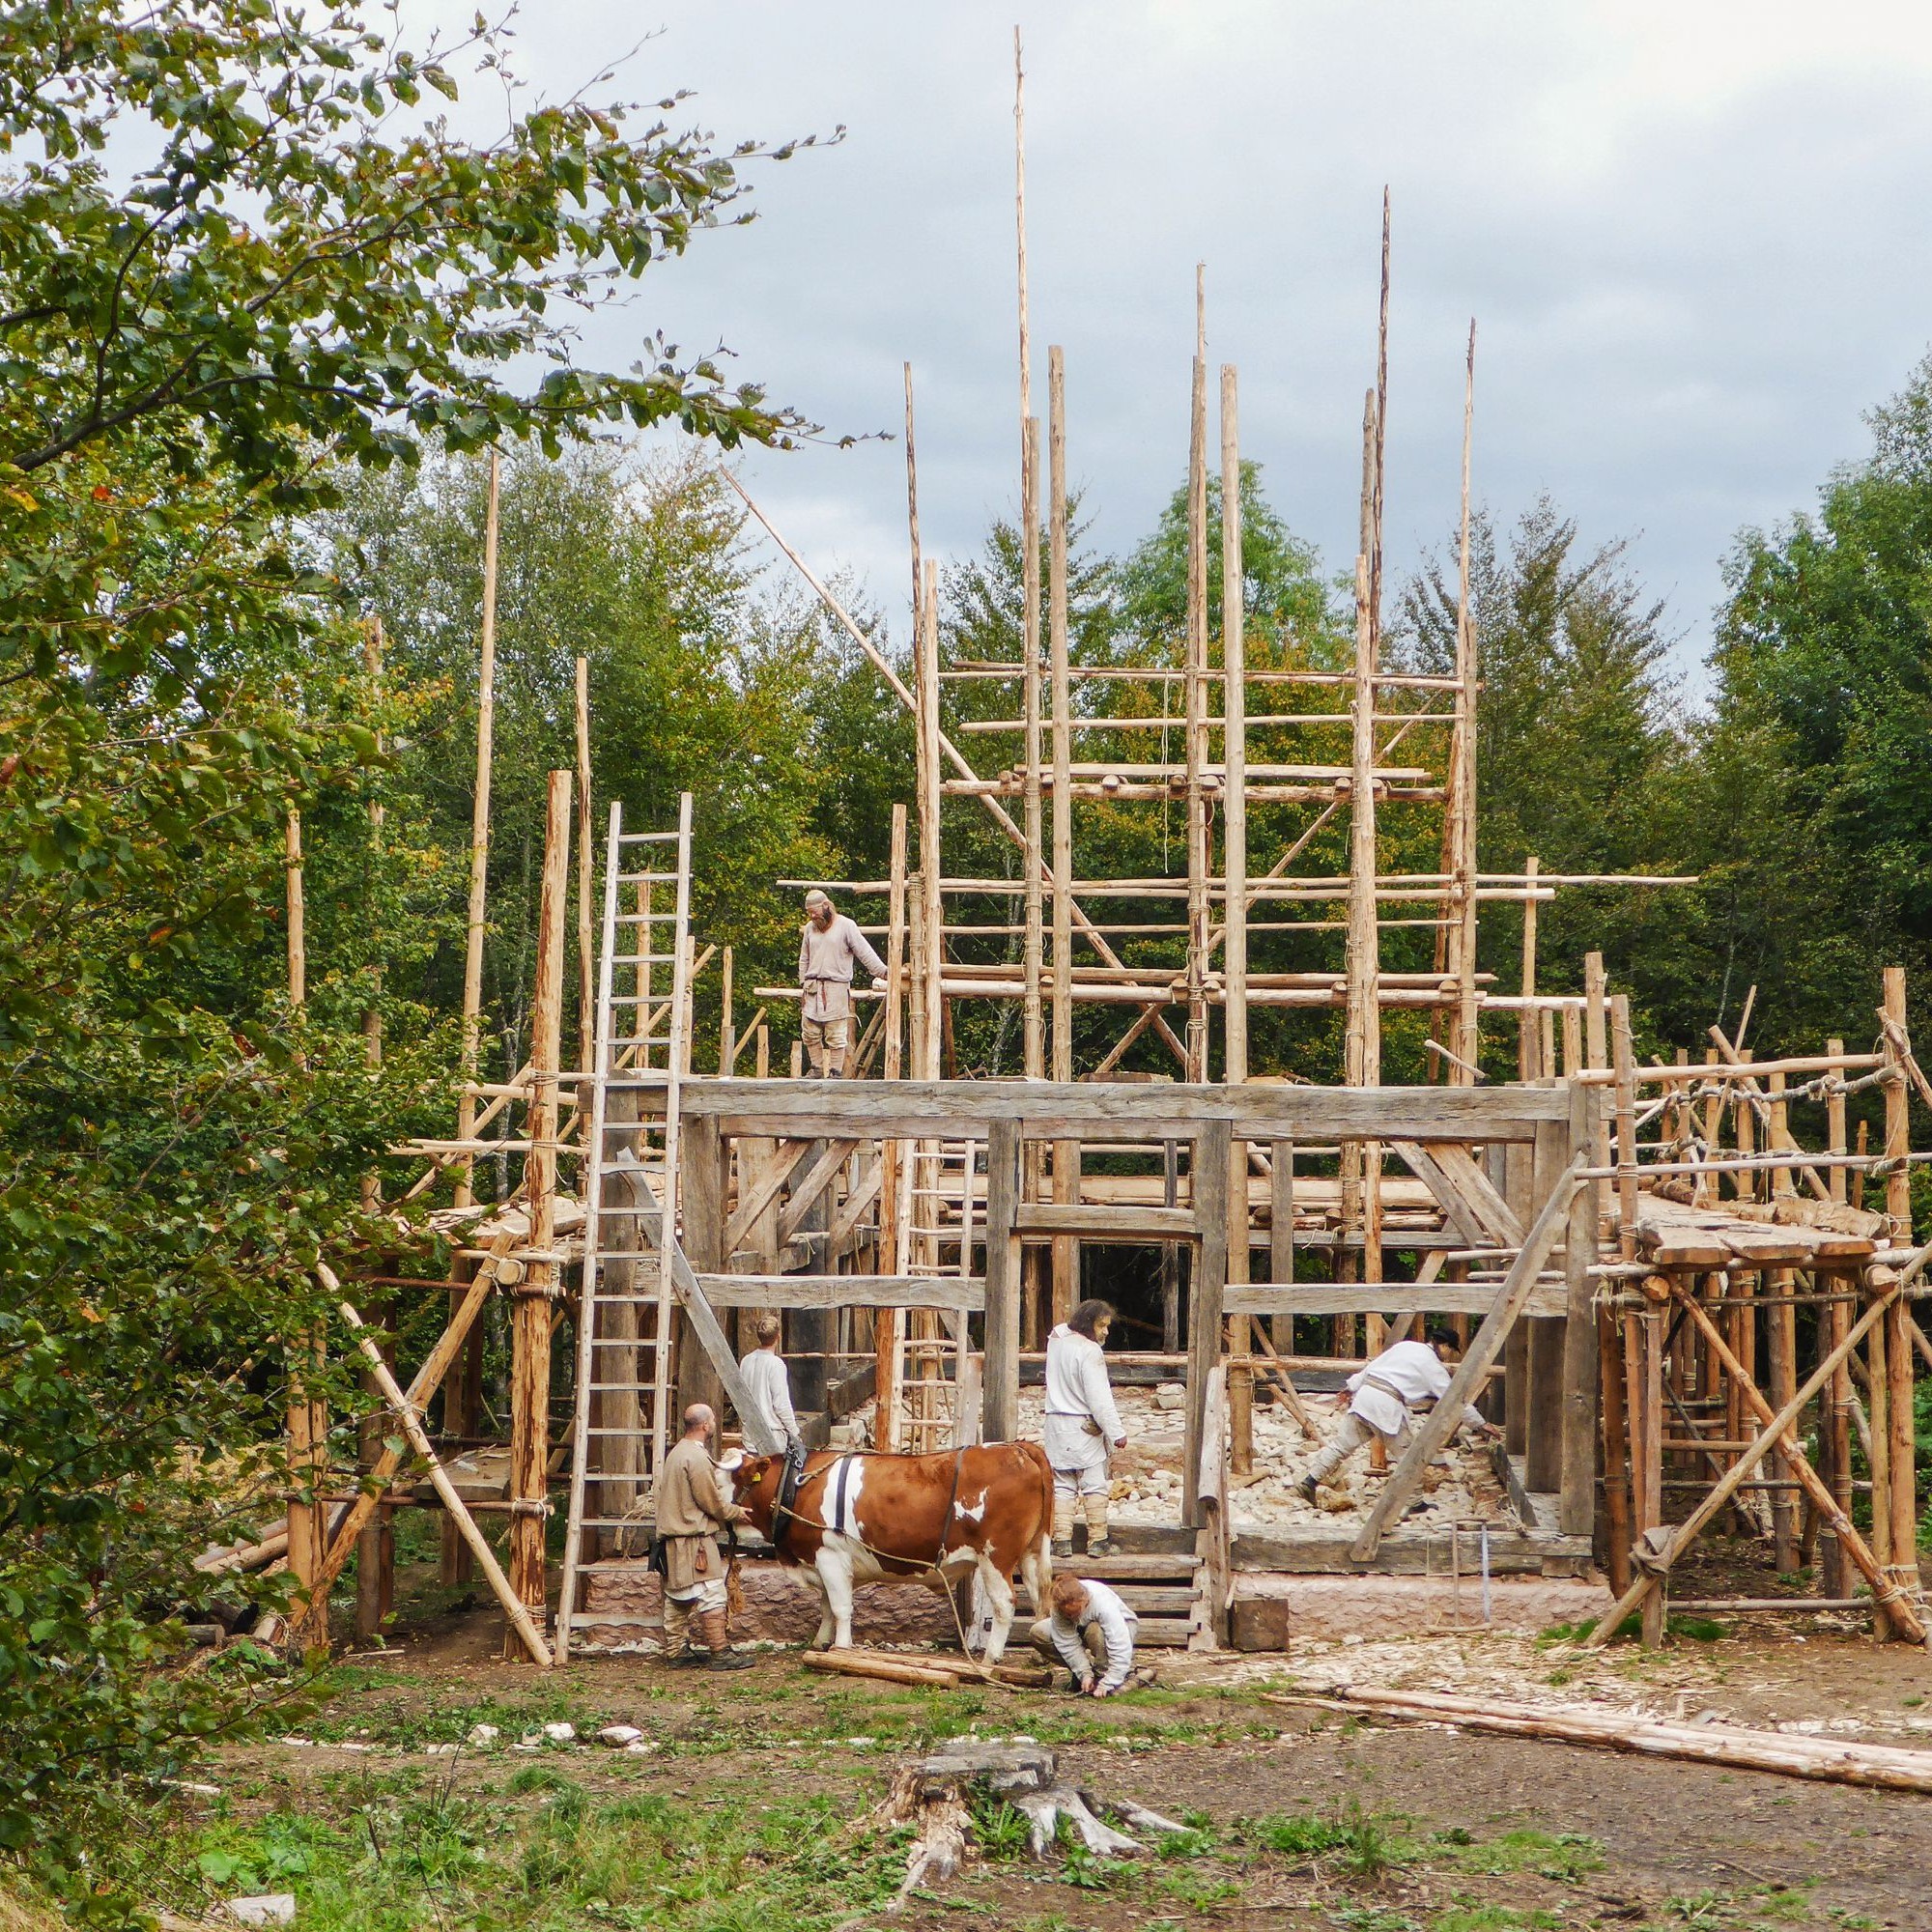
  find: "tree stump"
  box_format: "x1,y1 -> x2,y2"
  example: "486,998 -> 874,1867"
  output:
875,1743 -> 1186,1894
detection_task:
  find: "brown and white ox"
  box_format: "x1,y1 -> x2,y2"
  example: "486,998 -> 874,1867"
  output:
723,1439 -> 1054,1660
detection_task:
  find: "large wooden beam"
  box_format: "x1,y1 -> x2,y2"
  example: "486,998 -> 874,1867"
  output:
1183,1119 -> 1231,1526
1014,1202 -> 1198,1240
696,1274 -> 986,1312
670,1077 -> 1571,1144
982,1118 -> 1023,1443
1226,1283 -> 1564,1319
1350,1159 -> 1584,1561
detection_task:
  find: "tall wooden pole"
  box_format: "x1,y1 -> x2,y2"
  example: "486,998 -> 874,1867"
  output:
1518,855 -> 1541,1079
456,449 -> 501,1209
904,363 -> 924,637
1448,322 -> 1479,1081
918,560 -> 944,1079
1048,349 -> 1079,1323
283,801 -> 325,1648
506,769 -> 570,1658
574,656 -> 595,1076
1021,415 -> 1044,1079
1014,29 -> 1042,1084
876,802 -> 910,1449
1220,362 -> 1247,1086
1184,272 -> 1210,1081
1882,968 -> 1917,1634
1220,360 -> 1254,1471
355,617 -> 391,1641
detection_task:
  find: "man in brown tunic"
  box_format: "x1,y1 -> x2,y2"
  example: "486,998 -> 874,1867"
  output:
655,1403 -> 753,1669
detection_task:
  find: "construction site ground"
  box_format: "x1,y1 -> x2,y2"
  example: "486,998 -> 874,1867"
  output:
154,1546 -> 1932,1932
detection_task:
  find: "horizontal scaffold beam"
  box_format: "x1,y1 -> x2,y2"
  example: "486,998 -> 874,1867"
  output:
695,1273 -> 985,1312
647,1076 -> 1571,1144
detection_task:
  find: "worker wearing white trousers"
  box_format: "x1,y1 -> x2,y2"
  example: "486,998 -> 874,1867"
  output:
1030,1572 -> 1140,1696
1299,1327 -> 1498,1501
1043,1298 -> 1126,1558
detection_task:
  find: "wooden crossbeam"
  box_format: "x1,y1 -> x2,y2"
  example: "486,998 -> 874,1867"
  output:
777,1139 -> 863,1245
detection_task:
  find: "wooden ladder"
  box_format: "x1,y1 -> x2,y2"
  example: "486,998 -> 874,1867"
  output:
555,794 -> 695,1657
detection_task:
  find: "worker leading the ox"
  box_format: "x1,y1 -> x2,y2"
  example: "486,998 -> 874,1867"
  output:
799,889 -> 885,1077
1298,1323 -> 1500,1502
654,1404 -> 754,1669
1043,1297 -> 1126,1559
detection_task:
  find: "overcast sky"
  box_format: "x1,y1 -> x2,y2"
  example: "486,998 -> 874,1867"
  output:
465,2 -> 1932,696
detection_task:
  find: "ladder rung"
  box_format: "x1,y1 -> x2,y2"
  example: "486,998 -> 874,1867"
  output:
615,830 -> 678,844
613,910 -> 680,923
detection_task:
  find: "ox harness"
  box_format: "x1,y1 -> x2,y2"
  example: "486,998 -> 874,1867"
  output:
770,1446 -> 969,1578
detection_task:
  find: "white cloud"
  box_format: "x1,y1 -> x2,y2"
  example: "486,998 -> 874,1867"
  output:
416,0 -> 1932,684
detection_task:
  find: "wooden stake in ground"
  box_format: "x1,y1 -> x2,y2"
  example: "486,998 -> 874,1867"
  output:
506,769 -> 571,1659
1882,967 -> 1918,1631
455,447 -> 500,1210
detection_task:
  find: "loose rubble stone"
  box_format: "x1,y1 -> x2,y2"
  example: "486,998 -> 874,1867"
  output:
541,1721 -> 577,1745
467,1723 -> 500,1747
225,1896 -> 296,1926
597,1724 -> 643,1747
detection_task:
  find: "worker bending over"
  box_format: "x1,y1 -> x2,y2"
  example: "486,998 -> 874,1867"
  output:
798,889 -> 885,1077
1043,1298 -> 1126,1558
654,1403 -> 753,1669
1036,1572 -> 1139,1697
1298,1325 -> 1499,1502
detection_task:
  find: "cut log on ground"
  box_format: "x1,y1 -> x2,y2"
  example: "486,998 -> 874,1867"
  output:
802,1645 -> 1052,1690
871,1743 -> 1186,1894
1263,1685 -> 1932,1794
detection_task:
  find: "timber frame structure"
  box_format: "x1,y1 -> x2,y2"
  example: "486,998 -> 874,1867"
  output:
266,57 -> 1932,1663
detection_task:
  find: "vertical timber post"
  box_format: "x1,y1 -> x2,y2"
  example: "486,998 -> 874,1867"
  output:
505,768 -> 569,1659
982,1117 -> 1023,1446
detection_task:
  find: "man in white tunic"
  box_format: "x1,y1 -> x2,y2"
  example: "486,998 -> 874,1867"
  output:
1036,1571 -> 1139,1696
1043,1297 -> 1126,1557
798,889 -> 886,1077
1299,1325 -> 1498,1501
737,1313 -> 800,1454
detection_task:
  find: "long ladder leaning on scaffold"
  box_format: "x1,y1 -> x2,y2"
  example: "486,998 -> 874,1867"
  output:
554,794 -> 695,1658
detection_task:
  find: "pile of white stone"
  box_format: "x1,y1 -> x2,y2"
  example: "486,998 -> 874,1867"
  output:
1014,1378 -> 1514,1533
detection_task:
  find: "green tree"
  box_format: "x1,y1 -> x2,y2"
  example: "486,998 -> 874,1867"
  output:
1700,353 -> 1932,1047
0,0 -> 814,1886
1400,499 -> 1693,1053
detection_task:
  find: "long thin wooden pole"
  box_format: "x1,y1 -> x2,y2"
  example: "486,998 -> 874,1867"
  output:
282,800 -> 325,1647
355,618 -> 389,1640
1220,362 -> 1247,1086
1014,29 -> 1042,1084
1518,854 -> 1540,1080
1048,349 -> 1079,1326
575,656 -> 595,1076
455,448 -> 501,1210
1449,322 -> 1479,1081
918,561 -> 944,1080
1823,1037 -> 1853,1596
1184,270 -> 1210,1081
1882,968 -> 1917,1631
1021,415 -> 1044,1080
904,362 -> 923,636
1369,187 -> 1390,639
876,802 -> 910,1450
506,768 -> 570,1658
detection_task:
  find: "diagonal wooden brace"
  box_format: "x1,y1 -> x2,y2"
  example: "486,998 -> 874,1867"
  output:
1350,1159 -> 1583,1562
1585,1262 -> 1927,1648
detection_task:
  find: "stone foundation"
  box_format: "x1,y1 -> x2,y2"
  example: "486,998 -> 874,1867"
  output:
580,1558 -> 957,1649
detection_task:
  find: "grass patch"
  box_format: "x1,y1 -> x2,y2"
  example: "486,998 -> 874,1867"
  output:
1436,1828 -> 1604,1882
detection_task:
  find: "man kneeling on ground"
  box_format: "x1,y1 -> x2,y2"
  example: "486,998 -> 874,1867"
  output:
1033,1571 -> 1138,1698
1298,1323 -> 1500,1504
654,1403 -> 754,1669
